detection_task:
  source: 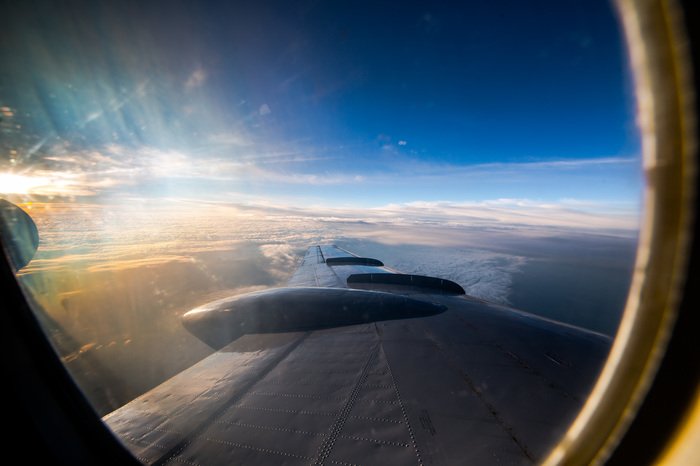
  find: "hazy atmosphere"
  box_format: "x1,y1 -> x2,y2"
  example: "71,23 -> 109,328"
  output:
11,201 -> 637,414
2,0 -> 641,416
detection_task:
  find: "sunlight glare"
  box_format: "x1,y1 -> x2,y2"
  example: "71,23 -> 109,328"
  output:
0,173 -> 52,194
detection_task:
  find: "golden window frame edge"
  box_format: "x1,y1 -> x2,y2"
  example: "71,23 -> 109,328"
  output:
543,0 -> 697,464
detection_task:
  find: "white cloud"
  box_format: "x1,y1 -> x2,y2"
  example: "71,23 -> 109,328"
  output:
259,243 -> 299,282
185,69 -> 207,90
364,155 -> 638,180
3,142 -> 370,198
168,196 -> 638,236
207,132 -> 255,146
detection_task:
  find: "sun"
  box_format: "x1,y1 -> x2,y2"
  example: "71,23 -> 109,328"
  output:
0,173 -> 52,194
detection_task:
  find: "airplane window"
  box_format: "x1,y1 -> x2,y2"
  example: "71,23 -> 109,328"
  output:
1,0 -> 651,464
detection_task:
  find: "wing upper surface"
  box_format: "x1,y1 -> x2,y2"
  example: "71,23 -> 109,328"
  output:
287,245 -> 394,288
104,279 -> 611,465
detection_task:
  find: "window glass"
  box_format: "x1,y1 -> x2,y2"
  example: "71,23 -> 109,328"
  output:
1,0 -> 640,434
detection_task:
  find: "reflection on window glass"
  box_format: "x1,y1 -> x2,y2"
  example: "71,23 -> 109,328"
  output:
2,0 -> 641,462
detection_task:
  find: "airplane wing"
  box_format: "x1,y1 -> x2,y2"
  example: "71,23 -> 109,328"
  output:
103,245 -> 612,465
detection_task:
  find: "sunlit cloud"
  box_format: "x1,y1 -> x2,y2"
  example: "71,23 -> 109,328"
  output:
237,165 -> 365,185
185,69 -> 207,91
208,132 -> 255,146
485,156 -> 638,169
174,196 -> 638,234
3,141 -> 370,197
406,199 -> 635,231
387,156 -> 640,178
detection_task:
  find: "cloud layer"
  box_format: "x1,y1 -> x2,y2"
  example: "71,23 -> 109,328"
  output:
17,199 -> 638,313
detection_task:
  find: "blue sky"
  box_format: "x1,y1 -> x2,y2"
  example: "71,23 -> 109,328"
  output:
1,0 -> 641,216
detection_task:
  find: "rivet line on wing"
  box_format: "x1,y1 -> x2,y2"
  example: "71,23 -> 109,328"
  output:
312,341 -> 381,465
152,331 -> 312,466
380,342 -> 424,466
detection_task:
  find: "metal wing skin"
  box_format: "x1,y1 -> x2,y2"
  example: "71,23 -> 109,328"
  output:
103,245 -> 612,465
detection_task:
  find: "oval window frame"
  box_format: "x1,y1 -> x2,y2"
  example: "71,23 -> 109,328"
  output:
544,0 -> 699,463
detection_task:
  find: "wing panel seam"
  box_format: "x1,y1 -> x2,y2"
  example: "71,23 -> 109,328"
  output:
312,341 -> 381,465
453,313 -> 580,403
417,321 -> 536,462
152,331 -> 313,466
378,324 -> 424,466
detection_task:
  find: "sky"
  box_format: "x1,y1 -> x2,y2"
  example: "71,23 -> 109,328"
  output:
0,0 -> 642,212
